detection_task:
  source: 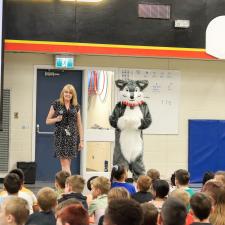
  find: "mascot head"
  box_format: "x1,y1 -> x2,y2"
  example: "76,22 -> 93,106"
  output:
115,80 -> 148,106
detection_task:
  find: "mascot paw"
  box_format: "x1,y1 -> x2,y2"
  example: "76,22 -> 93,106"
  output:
118,116 -> 129,130
128,117 -> 141,129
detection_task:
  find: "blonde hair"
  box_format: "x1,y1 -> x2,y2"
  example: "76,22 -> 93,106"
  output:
66,175 -> 85,193
202,180 -> 225,225
92,176 -> 111,195
4,196 -> 29,225
59,84 -> 78,106
169,189 -> 190,207
108,187 -> 130,202
37,187 -> 57,211
210,204 -> 225,225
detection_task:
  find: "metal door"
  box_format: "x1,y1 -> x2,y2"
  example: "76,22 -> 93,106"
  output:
35,69 -> 82,181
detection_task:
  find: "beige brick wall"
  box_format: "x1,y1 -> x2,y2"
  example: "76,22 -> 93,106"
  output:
2,53 -> 53,176
3,52 -> 225,179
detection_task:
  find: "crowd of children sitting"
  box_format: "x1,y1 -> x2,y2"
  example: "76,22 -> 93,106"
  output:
0,165 -> 225,225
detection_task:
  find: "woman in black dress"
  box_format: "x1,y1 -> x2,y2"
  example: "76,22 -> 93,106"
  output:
46,84 -> 84,174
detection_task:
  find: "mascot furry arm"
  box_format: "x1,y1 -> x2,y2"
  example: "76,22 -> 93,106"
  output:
109,79 -> 152,180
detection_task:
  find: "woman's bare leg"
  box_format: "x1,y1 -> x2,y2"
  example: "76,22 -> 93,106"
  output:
60,158 -> 71,174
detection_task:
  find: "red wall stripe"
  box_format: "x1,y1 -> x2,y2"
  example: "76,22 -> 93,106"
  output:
5,41 -> 216,60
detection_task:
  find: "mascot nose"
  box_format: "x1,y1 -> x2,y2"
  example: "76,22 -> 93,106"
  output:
130,94 -> 134,100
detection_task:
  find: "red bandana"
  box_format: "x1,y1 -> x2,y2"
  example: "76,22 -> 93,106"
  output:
122,101 -> 144,107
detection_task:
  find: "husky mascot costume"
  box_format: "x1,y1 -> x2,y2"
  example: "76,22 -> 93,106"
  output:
109,79 -> 152,180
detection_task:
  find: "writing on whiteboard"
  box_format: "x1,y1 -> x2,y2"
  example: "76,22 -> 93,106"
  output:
117,69 -> 180,134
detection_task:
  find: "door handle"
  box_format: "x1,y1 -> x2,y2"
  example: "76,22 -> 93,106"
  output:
36,124 -> 54,135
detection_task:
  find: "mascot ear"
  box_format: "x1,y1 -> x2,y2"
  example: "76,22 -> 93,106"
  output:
136,80 -> 149,91
115,80 -> 127,90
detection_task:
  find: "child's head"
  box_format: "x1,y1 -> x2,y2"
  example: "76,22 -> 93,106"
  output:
137,175 -> 151,192
190,192 -> 212,221
37,187 -> 57,211
152,179 -> 169,199
160,197 -> 187,225
65,175 -> 85,193
0,196 -> 29,225
9,169 -> 25,186
56,204 -> 89,225
108,187 -> 130,203
141,203 -> 158,225
104,199 -> 143,225
56,199 -> 81,214
91,176 -> 110,198
214,171 -> 225,186
87,176 -> 98,191
202,171 -> 214,185
110,165 -> 127,183
147,169 -> 160,182
55,170 -> 70,190
175,169 -> 190,187
202,180 -> 225,205
169,189 -> 190,208
4,173 -> 21,195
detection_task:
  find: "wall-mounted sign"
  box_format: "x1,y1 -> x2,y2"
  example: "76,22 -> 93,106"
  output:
55,55 -> 74,69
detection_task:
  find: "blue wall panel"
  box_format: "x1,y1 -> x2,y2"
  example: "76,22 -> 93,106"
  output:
188,120 -> 225,183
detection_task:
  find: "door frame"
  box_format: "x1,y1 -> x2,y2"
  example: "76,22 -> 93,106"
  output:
32,65 -> 116,180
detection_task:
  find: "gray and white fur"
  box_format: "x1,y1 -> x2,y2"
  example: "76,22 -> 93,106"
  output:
109,79 -> 152,180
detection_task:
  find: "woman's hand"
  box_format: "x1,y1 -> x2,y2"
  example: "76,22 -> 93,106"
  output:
55,115 -> 63,122
78,140 -> 84,151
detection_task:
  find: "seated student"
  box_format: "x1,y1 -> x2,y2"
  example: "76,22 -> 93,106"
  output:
89,176 -> 110,225
56,198 -> 81,215
189,193 -> 212,225
58,175 -> 88,210
0,196 -> 29,225
25,187 -> 57,225
202,180 -> 225,225
86,176 -> 98,206
158,197 -> 187,225
110,165 -> 136,195
170,189 -> 193,225
1,173 -> 21,199
175,169 -> 195,198
104,199 -> 143,225
132,175 -> 153,203
141,203 -> 158,225
0,171 -> 37,214
150,179 -> 169,211
214,171 -> 225,186
147,169 -> 160,182
202,172 -> 214,186
56,204 -> 89,225
11,169 -> 38,212
108,187 -> 130,202
147,169 -> 160,194
0,173 -> 35,214
55,170 -> 70,199
98,187 -> 130,225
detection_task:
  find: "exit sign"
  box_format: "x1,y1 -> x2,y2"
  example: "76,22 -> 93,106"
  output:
55,55 -> 74,69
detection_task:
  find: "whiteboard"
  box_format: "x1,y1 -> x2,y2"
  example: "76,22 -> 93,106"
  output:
117,68 -> 180,134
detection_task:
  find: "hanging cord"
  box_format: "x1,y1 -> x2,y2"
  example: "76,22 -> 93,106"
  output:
98,71 -> 108,103
96,70 -> 105,96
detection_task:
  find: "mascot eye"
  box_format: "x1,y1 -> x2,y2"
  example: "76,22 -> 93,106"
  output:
135,87 -> 139,92
125,88 -> 129,92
